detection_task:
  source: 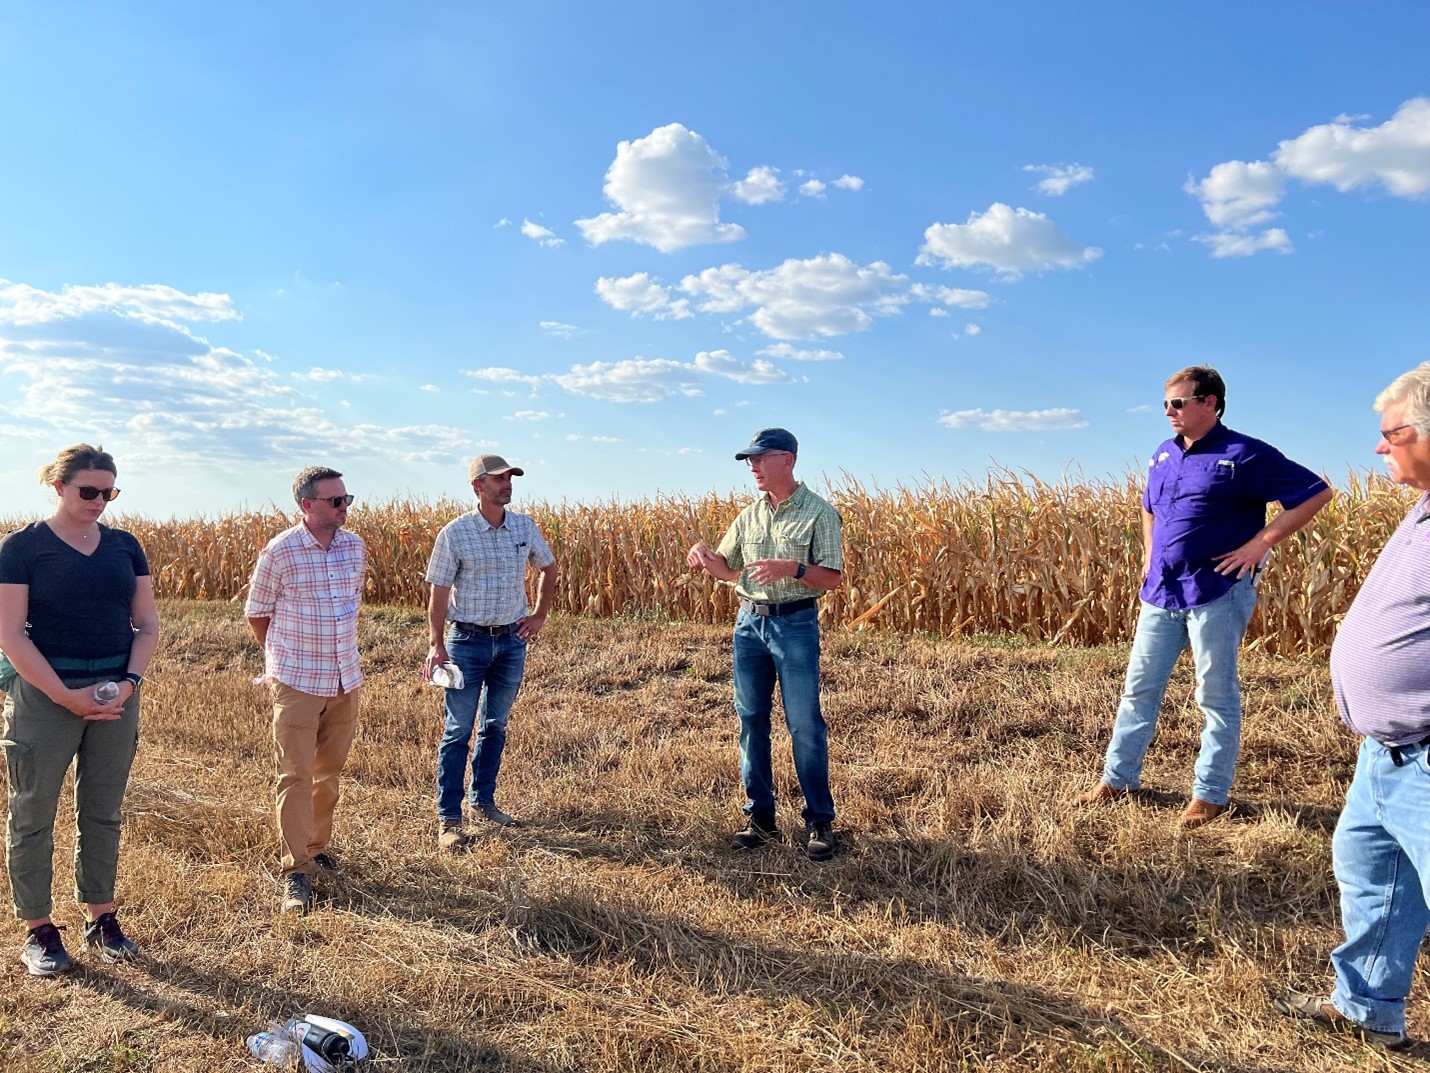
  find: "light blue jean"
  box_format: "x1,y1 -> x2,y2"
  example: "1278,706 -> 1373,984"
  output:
1328,738 -> 1430,1035
1100,576 -> 1257,804
733,605 -> 835,827
436,626 -> 527,823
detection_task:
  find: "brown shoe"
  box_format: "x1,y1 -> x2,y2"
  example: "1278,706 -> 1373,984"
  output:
438,822 -> 470,853
1076,782 -> 1129,806
1179,798 -> 1228,828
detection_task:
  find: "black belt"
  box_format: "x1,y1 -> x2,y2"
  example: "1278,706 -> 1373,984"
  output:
740,597 -> 817,618
1387,735 -> 1430,766
451,621 -> 519,637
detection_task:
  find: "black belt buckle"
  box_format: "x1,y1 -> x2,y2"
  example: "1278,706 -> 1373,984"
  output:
742,598 -> 816,618
1387,733 -> 1430,767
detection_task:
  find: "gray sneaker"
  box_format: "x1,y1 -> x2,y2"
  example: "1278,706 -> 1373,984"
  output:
474,803 -> 520,827
1272,993 -> 1410,1051
83,911 -> 139,962
281,873 -> 312,916
20,923 -> 76,977
805,823 -> 837,862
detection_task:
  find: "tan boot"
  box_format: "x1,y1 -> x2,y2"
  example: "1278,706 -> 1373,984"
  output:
438,822 -> 470,853
1178,798 -> 1228,828
1076,782 -> 1129,806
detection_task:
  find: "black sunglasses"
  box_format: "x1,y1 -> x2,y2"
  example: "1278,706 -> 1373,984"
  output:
1163,395 -> 1206,411
74,485 -> 121,502
307,494 -> 355,508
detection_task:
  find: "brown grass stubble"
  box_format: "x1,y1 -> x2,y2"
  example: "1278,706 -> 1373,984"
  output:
23,469 -> 1413,659
5,603 -> 1426,1072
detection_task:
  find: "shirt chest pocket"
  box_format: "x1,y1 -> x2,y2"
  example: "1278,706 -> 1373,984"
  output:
758,518 -> 817,563
1177,458 -> 1239,502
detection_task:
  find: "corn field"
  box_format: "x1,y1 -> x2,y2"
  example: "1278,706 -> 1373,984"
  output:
6,470 -> 1414,656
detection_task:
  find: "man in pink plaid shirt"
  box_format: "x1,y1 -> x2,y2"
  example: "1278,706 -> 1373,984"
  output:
244,466 -> 367,916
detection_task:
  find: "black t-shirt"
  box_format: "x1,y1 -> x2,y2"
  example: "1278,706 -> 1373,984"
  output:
0,522 -> 150,660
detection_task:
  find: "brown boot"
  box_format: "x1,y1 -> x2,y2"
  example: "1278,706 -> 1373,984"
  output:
1076,782 -> 1129,805
1178,798 -> 1228,828
438,822 -> 470,853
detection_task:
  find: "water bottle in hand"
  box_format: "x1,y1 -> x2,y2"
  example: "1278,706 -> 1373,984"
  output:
93,681 -> 121,704
430,662 -> 465,689
246,1029 -> 300,1065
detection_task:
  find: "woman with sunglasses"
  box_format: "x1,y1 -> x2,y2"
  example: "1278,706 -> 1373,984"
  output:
0,444 -> 160,975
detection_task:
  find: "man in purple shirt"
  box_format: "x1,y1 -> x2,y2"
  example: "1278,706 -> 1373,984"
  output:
1274,363 -> 1430,1051
1079,366 -> 1331,826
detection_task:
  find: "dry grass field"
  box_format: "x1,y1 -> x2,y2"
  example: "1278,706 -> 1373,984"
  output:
3,601 -> 1426,1072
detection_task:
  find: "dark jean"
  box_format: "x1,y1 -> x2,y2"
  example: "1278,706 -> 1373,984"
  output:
732,605 -> 835,827
435,625 -> 527,822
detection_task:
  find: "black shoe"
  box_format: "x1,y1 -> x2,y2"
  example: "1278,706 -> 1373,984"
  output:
281,873 -> 313,916
805,823 -> 837,862
83,911 -> 139,963
20,923 -> 76,977
312,852 -> 338,873
731,818 -> 780,850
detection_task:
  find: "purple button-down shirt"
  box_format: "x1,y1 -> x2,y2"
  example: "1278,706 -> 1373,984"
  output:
1141,423 -> 1327,610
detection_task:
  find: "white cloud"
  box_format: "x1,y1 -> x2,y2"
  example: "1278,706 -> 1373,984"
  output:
693,349 -> 793,384
799,179 -> 827,198
594,272 -> 692,320
574,123 -> 745,252
680,253 -> 909,339
552,358 -> 705,403
1023,163 -> 1095,196
1184,160 -> 1285,229
917,203 -> 1103,279
495,218 -> 512,228
929,308 -> 949,318
520,218 -> 565,248
964,323 -> 982,336
1195,228 -> 1293,258
539,321 -> 580,339
731,165 -> 786,204
832,174 -> 865,191
420,384 -> 440,393
1274,98 -> 1430,197
756,342 -> 843,362
0,280 -> 480,469
937,407 -> 1089,432
510,410 -> 550,421
462,366 -> 543,389
565,433 -> 623,444
909,283 -> 993,310
292,367 -> 373,383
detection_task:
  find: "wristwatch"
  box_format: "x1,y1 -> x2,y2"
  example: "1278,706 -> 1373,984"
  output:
123,672 -> 144,688
794,563 -> 807,579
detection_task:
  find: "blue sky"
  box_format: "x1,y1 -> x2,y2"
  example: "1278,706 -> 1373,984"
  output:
2,3 -> 1429,519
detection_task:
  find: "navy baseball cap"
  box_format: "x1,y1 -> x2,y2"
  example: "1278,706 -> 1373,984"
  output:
735,428 -> 798,460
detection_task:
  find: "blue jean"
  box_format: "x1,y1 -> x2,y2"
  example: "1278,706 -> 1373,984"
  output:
1328,738 -> 1430,1035
435,626 -> 527,822
733,606 -> 835,827
1100,576 -> 1257,804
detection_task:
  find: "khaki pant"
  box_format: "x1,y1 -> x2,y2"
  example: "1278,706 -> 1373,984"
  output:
3,676 -> 139,920
272,682 -> 359,877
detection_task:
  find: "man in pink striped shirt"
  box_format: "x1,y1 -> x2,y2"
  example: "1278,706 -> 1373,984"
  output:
244,467 -> 367,916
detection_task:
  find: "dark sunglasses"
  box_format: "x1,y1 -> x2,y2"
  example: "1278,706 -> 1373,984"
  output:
74,485 -> 121,502
307,494 -> 355,508
1163,395 -> 1206,411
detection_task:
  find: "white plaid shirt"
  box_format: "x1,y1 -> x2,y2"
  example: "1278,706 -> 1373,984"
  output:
425,509 -> 555,626
243,523 -> 366,696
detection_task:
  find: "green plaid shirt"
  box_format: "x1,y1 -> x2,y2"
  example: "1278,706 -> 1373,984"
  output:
717,482 -> 843,603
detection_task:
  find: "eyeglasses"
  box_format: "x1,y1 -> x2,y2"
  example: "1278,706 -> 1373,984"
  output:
307,494 -> 355,508
1163,395 -> 1206,411
1381,423 -> 1417,446
73,485 -> 121,502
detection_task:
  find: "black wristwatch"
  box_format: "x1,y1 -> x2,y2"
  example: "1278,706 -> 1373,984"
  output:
123,672 -> 144,689
794,563 -> 807,580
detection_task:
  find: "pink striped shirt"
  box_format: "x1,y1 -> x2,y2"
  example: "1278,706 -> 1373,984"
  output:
244,523 -> 366,697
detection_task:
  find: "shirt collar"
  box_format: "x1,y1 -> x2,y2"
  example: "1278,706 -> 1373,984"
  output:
1178,420 -> 1228,454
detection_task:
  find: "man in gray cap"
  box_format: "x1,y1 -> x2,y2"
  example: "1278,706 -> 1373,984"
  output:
687,428 -> 844,861
424,454 -> 557,851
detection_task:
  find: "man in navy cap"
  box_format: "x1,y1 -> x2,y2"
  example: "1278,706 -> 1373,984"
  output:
687,428 -> 844,860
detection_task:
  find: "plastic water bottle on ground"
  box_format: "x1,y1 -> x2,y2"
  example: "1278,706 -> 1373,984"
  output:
246,1028 -> 300,1065
93,681 -> 121,704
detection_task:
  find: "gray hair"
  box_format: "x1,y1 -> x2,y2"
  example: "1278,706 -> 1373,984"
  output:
1375,362 -> 1430,435
293,466 -> 343,505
